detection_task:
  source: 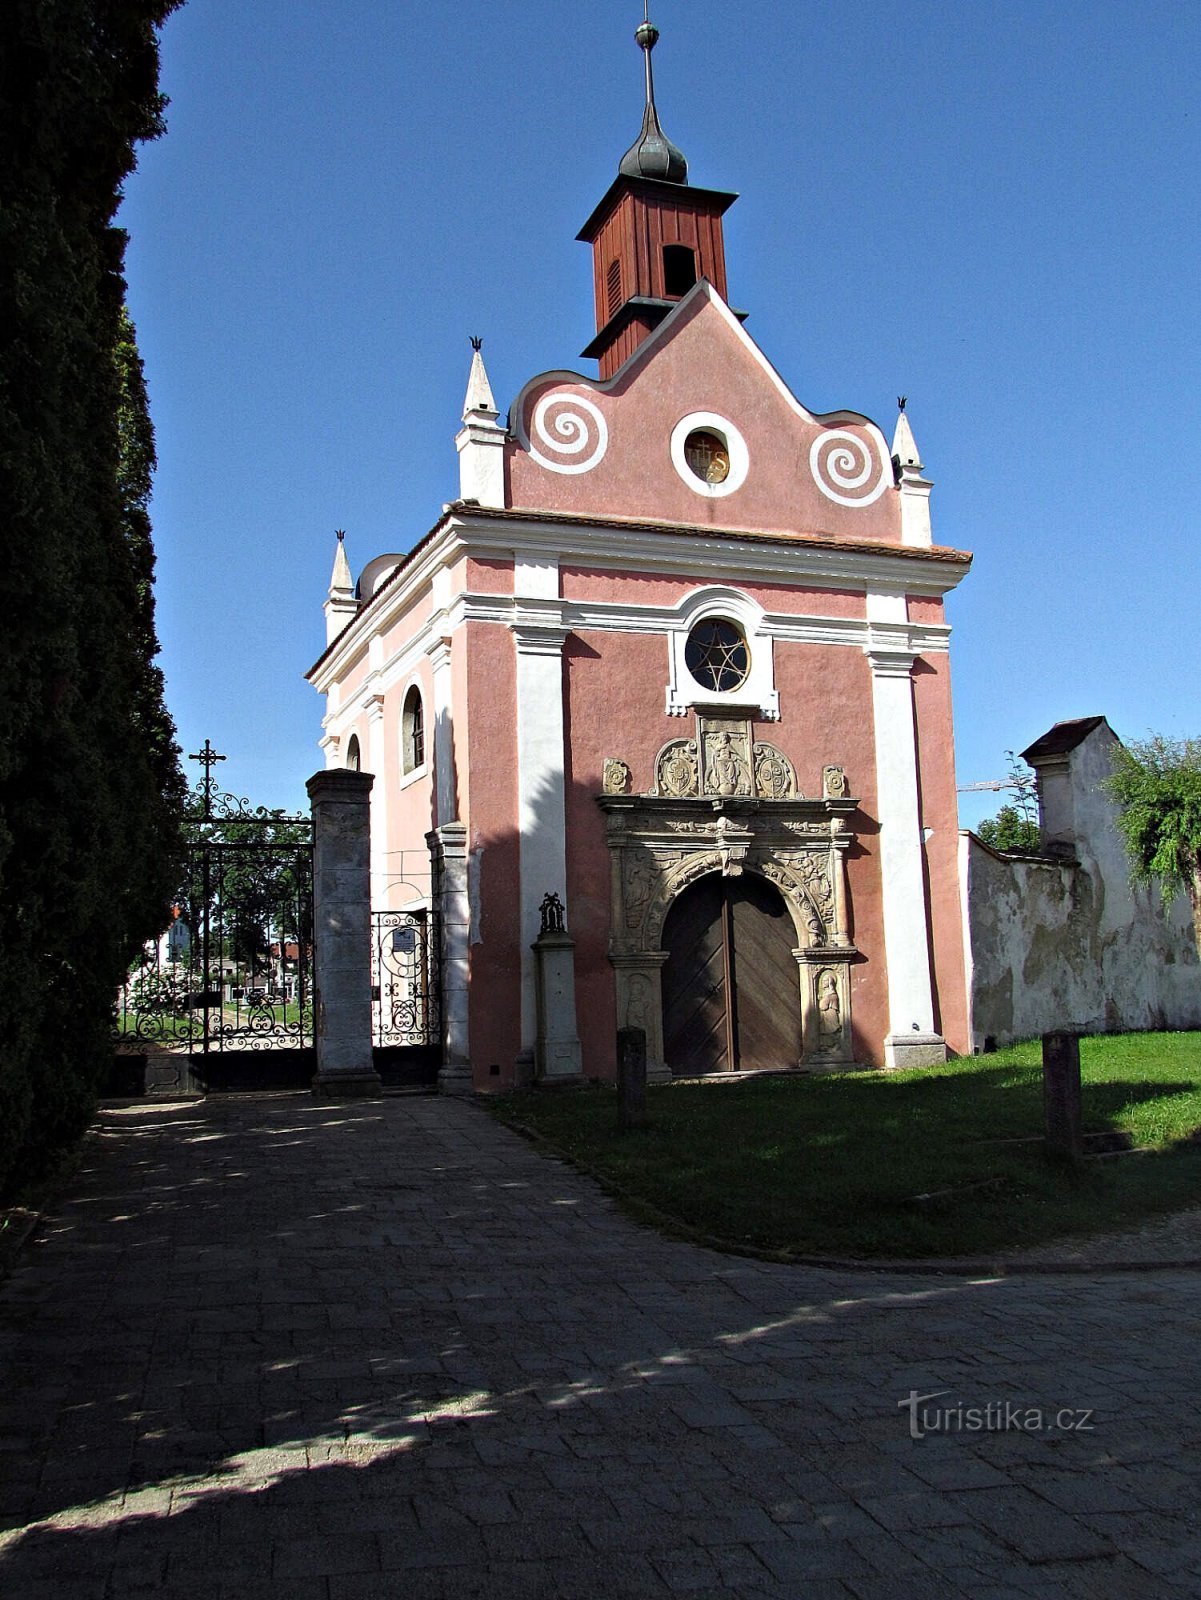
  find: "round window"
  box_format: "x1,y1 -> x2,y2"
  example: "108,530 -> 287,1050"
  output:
683,428 -> 731,485
685,618 -> 749,693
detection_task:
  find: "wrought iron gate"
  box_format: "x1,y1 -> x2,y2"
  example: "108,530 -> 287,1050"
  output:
115,743 -> 314,1077
371,909 -> 440,1048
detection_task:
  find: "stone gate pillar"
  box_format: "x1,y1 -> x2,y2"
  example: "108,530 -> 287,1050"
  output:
429,823 -> 472,1094
307,769 -> 382,1098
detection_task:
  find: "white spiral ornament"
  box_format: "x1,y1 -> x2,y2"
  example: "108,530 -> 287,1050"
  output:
809,427 -> 888,508
526,391 -> 608,475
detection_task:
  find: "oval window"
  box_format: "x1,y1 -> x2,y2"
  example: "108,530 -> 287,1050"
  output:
683,428 -> 731,485
684,618 -> 749,693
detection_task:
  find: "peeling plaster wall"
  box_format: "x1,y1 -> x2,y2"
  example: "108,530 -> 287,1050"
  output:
963,728 -> 1201,1047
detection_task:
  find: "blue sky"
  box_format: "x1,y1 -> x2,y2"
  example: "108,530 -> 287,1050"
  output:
120,0 -> 1201,821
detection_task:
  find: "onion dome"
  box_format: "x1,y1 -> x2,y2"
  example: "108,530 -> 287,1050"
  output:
618,12 -> 688,184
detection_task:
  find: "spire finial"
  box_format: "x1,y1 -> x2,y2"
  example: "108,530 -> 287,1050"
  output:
462,337 -> 498,421
619,6 -> 687,184
328,528 -> 354,600
891,400 -> 923,472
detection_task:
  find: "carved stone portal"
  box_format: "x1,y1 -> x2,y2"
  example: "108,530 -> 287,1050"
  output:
600,721 -> 858,1079
655,715 -> 799,802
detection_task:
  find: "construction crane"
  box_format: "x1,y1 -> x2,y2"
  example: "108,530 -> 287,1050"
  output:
957,779 -> 1023,793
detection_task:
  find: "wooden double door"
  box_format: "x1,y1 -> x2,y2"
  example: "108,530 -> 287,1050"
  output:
661,873 -> 802,1075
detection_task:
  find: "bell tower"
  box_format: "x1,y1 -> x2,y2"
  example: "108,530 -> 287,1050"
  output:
578,11 -> 739,379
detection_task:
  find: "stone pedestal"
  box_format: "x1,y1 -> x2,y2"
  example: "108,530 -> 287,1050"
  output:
429,824 -> 472,1094
307,770 -> 382,1098
884,1031 -> 948,1070
532,929 -> 584,1085
617,1027 -> 647,1129
1042,1030 -> 1082,1159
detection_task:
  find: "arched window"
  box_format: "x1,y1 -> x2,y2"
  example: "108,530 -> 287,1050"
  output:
345,734 -> 361,772
402,686 -> 424,774
663,244 -> 696,298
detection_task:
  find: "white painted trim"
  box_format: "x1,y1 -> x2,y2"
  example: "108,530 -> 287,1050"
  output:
425,635 -> 455,828
669,412 -> 750,498
958,830 -> 977,1052
810,429 -> 890,508
664,586 -> 778,719
512,624 -> 570,1052
365,693 -> 388,907
308,513 -> 967,694
866,650 -> 940,1049
518,392 -> 608,475
450,589 -> 950,657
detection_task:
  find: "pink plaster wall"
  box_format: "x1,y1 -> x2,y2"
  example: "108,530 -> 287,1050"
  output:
508,292 -> 903,544
563,627 -> 896,1073
334,647 -> 371,706
906,595 -> 946,625
462,620 -> 522,1086
467,557 -> 513,595
911,652 -> 969,1054
380,587 -> 434,662
382,660 -> 437,905
562,565 -> 867,619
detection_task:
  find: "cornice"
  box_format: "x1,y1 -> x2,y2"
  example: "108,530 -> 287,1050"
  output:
307,504 -> 970,689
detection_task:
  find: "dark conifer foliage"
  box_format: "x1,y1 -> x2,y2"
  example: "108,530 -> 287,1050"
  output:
0,1 -> 185,1192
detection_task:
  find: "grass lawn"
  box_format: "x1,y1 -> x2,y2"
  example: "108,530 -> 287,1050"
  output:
489,1033 -> 1201,1259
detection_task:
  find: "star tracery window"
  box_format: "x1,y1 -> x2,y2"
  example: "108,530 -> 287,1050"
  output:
684,618 -> 749,693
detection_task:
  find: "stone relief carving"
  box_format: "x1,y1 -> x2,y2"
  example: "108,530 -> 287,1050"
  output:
656,740 -> 700,797
756,859 -> 826,943
624,852 -> 656,930
702,728 -> 752,797
815,968 -> 842,1052
626,973 -> 651,1032
602,758 -> 630,795
651,722 -> 809,803
823,764 -> 849,798
752,742 -> 798,799
785,851 -> 834,918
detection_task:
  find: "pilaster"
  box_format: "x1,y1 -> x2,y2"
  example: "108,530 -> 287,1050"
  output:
865,627 -> 945,1068
426,634 -> 456,828
364,691 -> 386,905
429,823 -> 472,1093
512,555 -> 571,1056
307,770 -> 381,1097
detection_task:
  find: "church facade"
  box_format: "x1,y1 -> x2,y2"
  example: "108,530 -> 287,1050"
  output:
307,19 -> 973,1092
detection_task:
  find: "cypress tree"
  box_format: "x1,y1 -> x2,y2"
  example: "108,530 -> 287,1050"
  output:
0,1 -> 185,1191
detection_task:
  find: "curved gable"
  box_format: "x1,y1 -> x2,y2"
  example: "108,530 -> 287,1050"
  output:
507,283 -> 901,544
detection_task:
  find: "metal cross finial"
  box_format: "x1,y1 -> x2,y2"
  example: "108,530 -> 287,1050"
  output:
897,395 -> 908,412
189,739 -> 226,821
469,335 -> 483,352
189,739 -> 226,781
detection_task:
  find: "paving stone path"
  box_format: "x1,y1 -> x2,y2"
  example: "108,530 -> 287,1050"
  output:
0,1091 -> 1199,1599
